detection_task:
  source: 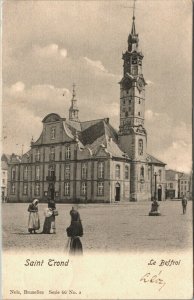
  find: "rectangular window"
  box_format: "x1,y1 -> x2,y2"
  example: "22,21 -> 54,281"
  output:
81,182 -> 87,196
23,183 -> 28,195
65,145 -> 71,160
11,183 -> 16,194
64,164 -> 70,179
170,183 -> 173,189
35,165 -> 40,180
23,166 -> 28,181
51,127 -> 56,140
64,182 -> 70,196
2,179 -> 5,185
115,165 -> 121,179
35,149 -> 40,161
11,168 -> 16,180
97,182 -> 104,196
35,183 -> 40,196
50,147 -> 55,161
98,162 -> 104,179
81,163 -> 87,179
125,165 -> 129,179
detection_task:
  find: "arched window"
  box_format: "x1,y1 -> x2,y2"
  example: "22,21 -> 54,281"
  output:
138,139 -> 143,156
50,147 -> 55,161
51,127 -> 56,140
125,165 -> 129,179
115,165 -> 121,179
140,166 -> 144,178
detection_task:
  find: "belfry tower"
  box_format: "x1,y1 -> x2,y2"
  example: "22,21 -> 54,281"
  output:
69,83 -> 79,122
118,6 -> 150,201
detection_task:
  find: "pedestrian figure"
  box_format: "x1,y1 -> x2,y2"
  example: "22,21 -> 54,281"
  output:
28,199 -> 40,233
42,200 -> 58,234
66,207 -> 83,255
182,195 -> 187,214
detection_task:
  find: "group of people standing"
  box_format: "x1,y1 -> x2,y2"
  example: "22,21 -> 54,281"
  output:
27,199 -> 83,254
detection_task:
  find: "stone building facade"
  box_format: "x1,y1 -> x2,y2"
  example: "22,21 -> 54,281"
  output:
7,14 -> 166,203
1,154 -> 10,202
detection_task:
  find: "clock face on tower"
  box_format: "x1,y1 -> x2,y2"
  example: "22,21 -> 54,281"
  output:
137,78 -> 144,91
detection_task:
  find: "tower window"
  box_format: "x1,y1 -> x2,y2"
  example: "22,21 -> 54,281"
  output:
140,166 -> 144,178
139,100 -> 141,104
129,99 -> 131,104
125,111 -> 129,117
138,112 -> 141,116
125,165 -> 129,179
123,100 -> 125,105
138,139 -> 143,156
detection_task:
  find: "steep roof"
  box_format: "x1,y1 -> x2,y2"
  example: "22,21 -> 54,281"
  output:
147,154 -> 166,165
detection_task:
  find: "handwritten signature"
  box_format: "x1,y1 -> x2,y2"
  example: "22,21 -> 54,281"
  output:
140,270 -> 166,291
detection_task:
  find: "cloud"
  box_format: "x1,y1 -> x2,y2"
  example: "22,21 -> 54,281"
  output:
145,109 -> 159,122
10,81 -> 25,93
32,44 -> 67,59
3,82 -> 72,154
146,110 -> 192,173
146,80 -> 154,86
83,56 -> 119,79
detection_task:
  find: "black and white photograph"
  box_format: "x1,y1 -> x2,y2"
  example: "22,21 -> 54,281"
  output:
1,0 -> 193,299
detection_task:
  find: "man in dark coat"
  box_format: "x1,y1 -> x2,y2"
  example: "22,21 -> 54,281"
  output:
182,195 -> 188,214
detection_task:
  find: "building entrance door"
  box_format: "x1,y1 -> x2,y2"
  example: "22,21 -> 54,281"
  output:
115,183 -> 120,201
158,186 -> 162,201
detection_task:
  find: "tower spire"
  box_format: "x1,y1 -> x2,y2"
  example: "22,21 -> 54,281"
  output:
69,83 -> 79,122
131,0 -> 136,34
128,0 -> 139,51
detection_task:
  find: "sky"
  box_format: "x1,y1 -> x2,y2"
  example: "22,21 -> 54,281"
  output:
2,0 -> 192,173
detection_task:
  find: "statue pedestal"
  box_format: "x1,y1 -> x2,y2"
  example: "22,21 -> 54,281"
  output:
149,200 -> 161,216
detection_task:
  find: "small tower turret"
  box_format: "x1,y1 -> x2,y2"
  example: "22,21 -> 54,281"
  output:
69,83 -> 79,122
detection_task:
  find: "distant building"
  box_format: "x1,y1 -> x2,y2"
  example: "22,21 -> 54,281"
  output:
178,173 -> 191,198
7,13 -> 166,203
1,154 -> 10,202
165,170 -> 191,199
165,170 -> 179,199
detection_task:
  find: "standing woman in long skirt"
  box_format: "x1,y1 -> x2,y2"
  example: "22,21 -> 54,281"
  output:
28,199 -> 40,233
66,207 -> 83,255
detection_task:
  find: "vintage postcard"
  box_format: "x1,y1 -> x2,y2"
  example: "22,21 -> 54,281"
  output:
1,0 -> 193,299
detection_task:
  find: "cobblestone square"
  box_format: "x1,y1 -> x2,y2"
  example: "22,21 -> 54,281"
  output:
2,200 -> 192,253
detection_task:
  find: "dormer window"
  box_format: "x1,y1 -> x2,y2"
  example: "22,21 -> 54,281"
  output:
51,127 -> 56,140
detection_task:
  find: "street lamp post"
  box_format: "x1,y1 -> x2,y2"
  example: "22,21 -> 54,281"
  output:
154,172 -> 158,200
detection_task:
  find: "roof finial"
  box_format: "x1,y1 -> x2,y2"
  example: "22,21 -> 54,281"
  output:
131,0 -> 136,35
